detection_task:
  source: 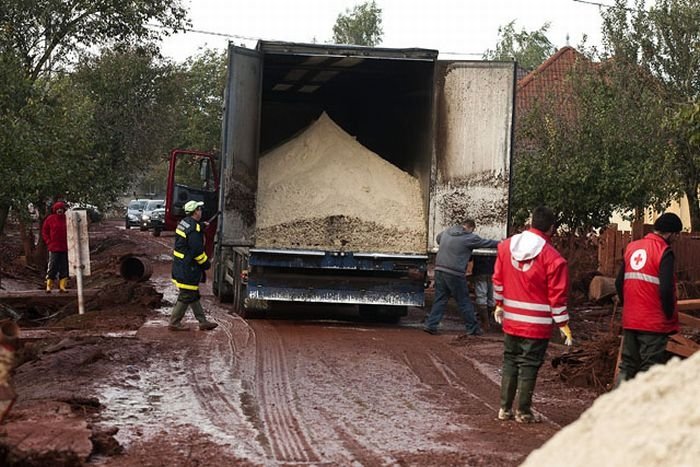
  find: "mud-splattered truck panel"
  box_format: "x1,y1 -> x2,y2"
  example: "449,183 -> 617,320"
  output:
213,41 -> 515,314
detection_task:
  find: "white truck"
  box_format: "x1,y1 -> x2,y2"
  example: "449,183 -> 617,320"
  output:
167,41 -> 515,320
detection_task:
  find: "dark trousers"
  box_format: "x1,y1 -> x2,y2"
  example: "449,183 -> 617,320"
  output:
500,333 -> 549,414
425,270 -> 480,334
46,251 -> 69,280
617,329 -> 670,384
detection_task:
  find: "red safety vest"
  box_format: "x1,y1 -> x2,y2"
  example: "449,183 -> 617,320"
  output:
622,233 -> 678,333
493,229 -> 569,339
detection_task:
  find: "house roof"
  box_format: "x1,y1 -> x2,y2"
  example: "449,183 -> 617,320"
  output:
516,46 -> 588,118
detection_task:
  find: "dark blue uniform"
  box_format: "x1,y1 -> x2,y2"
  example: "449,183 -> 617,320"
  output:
172,216 -> 210,297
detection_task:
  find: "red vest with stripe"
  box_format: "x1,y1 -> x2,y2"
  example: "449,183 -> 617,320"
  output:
622,233 -> 678,333
493,229 -> 570,339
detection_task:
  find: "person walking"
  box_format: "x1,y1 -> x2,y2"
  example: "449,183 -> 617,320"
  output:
613,212 -> 683,387
493,206 -> 572,423
423,219 -> 499,336
42,201 -> 69,293
472,253 -> 497,331
169,200 -> 218,331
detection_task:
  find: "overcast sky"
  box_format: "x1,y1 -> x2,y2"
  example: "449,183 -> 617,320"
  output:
158,0 -> 622,61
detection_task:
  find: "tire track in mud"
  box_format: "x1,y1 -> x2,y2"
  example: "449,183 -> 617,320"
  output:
253,321 -> 320,463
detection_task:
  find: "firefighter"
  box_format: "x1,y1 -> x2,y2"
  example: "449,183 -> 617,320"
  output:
614,212 -> 683,387
168,200 -> 218,331
493,206 -> 572,423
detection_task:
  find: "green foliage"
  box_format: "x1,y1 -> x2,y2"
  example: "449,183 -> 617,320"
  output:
483,20 -> 556,70
513,57 -> 674,233
332,1 -> 383,46
601,0 -> 700,230
1,0 -> 188,81
171,48 -> 227,152
69,45 -> 181,204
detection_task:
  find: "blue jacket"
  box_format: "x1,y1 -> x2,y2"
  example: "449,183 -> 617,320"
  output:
435,226 -> 499,277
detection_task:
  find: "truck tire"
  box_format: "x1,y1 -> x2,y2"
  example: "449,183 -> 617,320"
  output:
213,260 -> 234,303
152,227 -> 161,237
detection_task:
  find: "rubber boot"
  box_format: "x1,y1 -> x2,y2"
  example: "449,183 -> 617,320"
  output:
45,279 -> 53,293
58,278 -> 68,293
515,378 -> 541,423
499,372 -> 517,420
168,301 -> 189,331
191,301 -> 218,331
477,304 -> 490,332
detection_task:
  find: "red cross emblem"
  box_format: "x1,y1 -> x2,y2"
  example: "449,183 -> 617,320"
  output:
630,249 -> 647,271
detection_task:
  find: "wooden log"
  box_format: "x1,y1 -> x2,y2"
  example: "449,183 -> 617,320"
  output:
678,299 -> 700,312
666,333 -> 700,358
679,312 -> 700,329
589,276 -> 618,302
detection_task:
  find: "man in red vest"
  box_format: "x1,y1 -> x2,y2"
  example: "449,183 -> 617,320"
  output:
614,212 -> 683,387
492,206 -> 572,423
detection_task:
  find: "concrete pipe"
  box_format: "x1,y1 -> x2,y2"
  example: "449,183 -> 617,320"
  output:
119,255 -> 153,282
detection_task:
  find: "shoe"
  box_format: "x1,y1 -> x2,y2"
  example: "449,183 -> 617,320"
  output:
515,411 -> 541,424
167,324 -> 188,331
45,279 -> 53,293
497,408 -> 513,420
468,329 -> 484,337
199,322 -> 218,331
58,278 -> 68,293
422,327 -> 438,335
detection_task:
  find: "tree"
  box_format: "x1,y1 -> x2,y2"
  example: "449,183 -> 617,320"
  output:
332,1 -> 383,46
483,21 -> 556,71
513,57 -> 674,233
70,45 -> 182,205
171,48 -> 227,152
0,1 -> 188,234
1,0 -> 188,82
601,0 -> 700,230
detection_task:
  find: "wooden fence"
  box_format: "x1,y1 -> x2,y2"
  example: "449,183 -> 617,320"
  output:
598,224 -> 700,281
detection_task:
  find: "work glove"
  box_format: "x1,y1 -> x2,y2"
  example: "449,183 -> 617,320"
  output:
559,324 -> 573,346
493,305 -> 504,325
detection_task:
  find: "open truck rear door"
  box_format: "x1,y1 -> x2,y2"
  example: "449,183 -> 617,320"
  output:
429,61 -> 516,249
219,45 -> 263,247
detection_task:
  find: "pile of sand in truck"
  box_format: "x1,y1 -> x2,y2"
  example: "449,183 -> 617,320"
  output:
255,113 -> 426,254
522,351 -> 700,467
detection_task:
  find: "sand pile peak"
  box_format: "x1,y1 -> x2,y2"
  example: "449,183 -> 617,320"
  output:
256,112 -> 425,253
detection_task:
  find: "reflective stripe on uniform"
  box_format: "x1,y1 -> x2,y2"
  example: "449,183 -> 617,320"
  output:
194,252 -> 208,264
503,311 -> 553,325
195,223 -> 201,232
624,272 -> 660,285
173,250 -> 185,259
551,305 -> 567,315
172,279 -> 199,290
175,228 -> 187,238
493,284 -> 503,292
494,291 -> 503,301
503,298 -> 551,312
553,313 -> 569,323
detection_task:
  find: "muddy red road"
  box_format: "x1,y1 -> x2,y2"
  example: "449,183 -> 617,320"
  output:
3,221 -> 598,466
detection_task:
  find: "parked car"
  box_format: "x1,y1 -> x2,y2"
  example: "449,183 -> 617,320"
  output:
126,199 -> 149,229
69,202 -> 103,223
150,207 -> 166,236
140,199 -> 165,231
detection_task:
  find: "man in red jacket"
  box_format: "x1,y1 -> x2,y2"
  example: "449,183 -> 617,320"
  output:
614,212 -> 682,387
492,206 -> 572,423
42,201 -> 69,293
